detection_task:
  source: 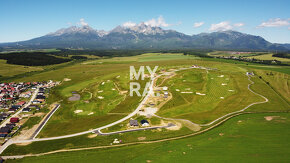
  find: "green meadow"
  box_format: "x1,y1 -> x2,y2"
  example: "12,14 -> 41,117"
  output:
6,112 -> 290,162
1,52 -> 289,161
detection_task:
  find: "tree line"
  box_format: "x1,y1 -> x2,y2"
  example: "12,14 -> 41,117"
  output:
0,52 -> 71,66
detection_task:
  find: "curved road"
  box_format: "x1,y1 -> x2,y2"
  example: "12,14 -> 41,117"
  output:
0,70 -> 269,155
155,74 -> 269,127
0,74 -> 159,154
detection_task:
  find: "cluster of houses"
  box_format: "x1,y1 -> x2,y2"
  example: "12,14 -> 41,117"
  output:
0,82 -> 35,109
32,87 -> 46,104
129,119 -> 149,127
0,81 -> 58,109
0,80 -> 59,139
0,117 -> 19,138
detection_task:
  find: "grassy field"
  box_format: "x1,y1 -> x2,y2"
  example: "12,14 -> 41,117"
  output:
86,53 -> 200,64
1,52 -> 289,161
6,112 -> 290,162
208,51 -> 264,57
157,65 -> 263,124
0,59 -> 43,77
1,53 -> 287,137
252,69 -> 289,102
245,53 -> 290,63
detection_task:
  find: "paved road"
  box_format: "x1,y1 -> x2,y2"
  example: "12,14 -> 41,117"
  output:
30,104 -> 61,139
0,87 -> 39,154
154,74 -> 269,127
4,111 -> 287,159
0,74 -> 160,154
0,69 -> 272,157
0,66 -> 217,154
97,123 -> 175,135
199,74 -> 268,126
0,69 -> 268,155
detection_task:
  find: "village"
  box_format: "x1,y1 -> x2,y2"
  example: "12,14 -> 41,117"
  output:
0,81 -> 59,140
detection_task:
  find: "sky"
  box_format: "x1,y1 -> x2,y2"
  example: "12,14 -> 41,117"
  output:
0,0 -> 290,43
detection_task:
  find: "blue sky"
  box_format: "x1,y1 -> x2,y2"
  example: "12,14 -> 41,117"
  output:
0,0 -> 289,43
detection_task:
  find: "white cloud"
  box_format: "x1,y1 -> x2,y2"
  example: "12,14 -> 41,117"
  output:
193,22 -> 204,28
78,18 -> 88,26
234,23 -> 244,27
122,16 -> 177,28
122,21 -> 137,27
258,18 -> 290,28
209,21 -> 232,31
288,27 -> 290,30
144,16 -> 170,27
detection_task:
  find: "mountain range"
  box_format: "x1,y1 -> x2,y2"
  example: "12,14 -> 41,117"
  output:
1,24 -> 289,51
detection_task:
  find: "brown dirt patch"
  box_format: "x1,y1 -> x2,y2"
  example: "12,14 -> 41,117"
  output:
15,142 -> 32,146
88,134 -> 98,138
63,78 -> 71,81
32,112 -> 45,117
264,116 -> 280,121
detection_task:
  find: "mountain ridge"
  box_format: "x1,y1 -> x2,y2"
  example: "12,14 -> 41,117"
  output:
0,24 -> 289,51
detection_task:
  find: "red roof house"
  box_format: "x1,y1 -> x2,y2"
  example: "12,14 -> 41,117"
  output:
10,117 -> 19,123
16,101 -> 26,106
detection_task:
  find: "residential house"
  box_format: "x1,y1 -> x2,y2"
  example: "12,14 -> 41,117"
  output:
22,108 -> 31,112
129,120 -> 138,127
10,117 -> 19,123
140,119 -> 149,127
0,126 -> 11,134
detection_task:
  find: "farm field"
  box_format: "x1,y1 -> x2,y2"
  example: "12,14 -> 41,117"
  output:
5,112 -> 290,162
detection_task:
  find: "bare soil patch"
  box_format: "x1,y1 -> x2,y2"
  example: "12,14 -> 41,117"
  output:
88,134 -> 98,138
63,78 -> 71,81
264,116 -> 280,121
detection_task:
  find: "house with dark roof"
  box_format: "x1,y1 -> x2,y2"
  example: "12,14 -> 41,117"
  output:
0,126 -> 11,134
0,134 -> 7,138
129,120 -> 139,126
1,113 -> 10,118
140,119 -> 149,126
0,116 -> 4,121
22,107 -> 31,112
36,95 -> 45,99
8,108 -> 17,113
5,123 -> 15,130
